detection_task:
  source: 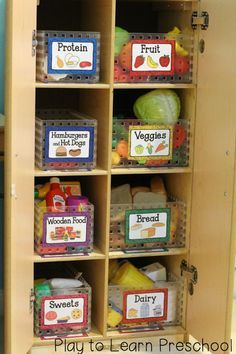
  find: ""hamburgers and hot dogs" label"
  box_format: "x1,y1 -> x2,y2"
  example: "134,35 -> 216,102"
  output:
45,126 -> 95,163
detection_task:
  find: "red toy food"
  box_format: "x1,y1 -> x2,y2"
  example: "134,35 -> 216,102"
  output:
159,55 -> 170,67
173,124 -> 187,149
174,56 -> 190,75
134,55 -> 145,68
119,42 -> 132,71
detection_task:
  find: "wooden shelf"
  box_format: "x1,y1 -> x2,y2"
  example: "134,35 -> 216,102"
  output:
33,247 -> 106,263
109,248 -> 188,259
111,167 -> 192,175
35,82 -> 110,89
34,167 -> 108,177
33,324 -> 103,347
113,83 -> 196,90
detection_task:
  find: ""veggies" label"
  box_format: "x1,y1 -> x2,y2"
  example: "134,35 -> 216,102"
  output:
128,125 -> 173,161
41,294 -> 88,329
45,126 -> 95,163
131,39 -> 175,75
48,37 -> 97,74
125,208 -> 171,244
123,289 -> 168,323
42,211 -> 91,247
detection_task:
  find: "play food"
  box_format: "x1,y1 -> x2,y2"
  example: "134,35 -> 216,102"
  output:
119,41 -> 132,71
133,89 -> 181,125
115,27 -> 130,57
166,27 -> 189,57
116,139 -> 129,158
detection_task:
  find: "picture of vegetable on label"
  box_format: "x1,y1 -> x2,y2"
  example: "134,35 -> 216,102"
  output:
112,89 -> 189,168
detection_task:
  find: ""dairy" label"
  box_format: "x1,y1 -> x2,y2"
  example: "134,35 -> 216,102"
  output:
123,289 -> 168,323
48,37 -> 97,75
41,294 -> 88,329
131,39 -> 174,75
128,126 -> 173,161
42,211 -> 90,247
45,126 -> 94,163
125,208 -> 171,244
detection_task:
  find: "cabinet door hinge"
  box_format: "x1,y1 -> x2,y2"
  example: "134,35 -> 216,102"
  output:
192,11 -> 209,30
32,30 -> 38,57
180,259 -> 198,296
30,288 -> 35,313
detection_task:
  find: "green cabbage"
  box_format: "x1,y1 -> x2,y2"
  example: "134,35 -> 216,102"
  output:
133,89 -> 181,124
115,27 -> 130,57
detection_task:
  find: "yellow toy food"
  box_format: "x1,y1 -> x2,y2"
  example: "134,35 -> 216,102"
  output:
107,307 -> 123,327
166,27 -> 189,57
112,151 -> 121,165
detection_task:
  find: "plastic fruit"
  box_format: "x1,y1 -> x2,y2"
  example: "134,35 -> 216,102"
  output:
133,89 -> 181,125
116,140 -> 129,158
112,151 -> 121,165
166,27 -> 189,57
173,124 -> 187,149
174,56 -> 190,75
119,42 -> 132,71
115,27 -> 130,57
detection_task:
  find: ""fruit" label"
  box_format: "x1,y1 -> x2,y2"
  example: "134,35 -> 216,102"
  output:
41,294 -> 88,329
123,289 -> 168,323
131,39 -> 175,75
128,125 -> 173,161
45,126 -> 95,163
42,211 -> 91,247
125,208 -> 171,244
48,37 -> 97,75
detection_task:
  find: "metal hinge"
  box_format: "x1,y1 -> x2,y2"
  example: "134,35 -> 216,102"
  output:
192,11 -> 209,30
32,30 -> 38,57
180,259 -> 198,295
30,288 -> 35,313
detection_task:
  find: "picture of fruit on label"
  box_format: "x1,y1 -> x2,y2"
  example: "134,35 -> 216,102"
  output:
131,40 -> 174,75
45,311 -> 57,321
65,53 -> 80,68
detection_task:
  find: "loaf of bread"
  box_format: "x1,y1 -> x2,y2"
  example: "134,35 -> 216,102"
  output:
111,184 -> 132,205
133,191 -> 167,205
150,176 -> 167,196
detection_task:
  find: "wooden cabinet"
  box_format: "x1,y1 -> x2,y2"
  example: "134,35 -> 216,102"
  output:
4,0 -> 236,353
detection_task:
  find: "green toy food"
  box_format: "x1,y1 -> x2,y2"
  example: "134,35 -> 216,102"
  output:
115,27 -> 130,57
133,89 -> 181,125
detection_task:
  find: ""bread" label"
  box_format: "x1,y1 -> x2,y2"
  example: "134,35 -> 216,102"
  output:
128,125 -> 173,161
123,289 -> 168,323
125,208 -> 171,244
40,294 -> 88,330
47,37 -> 97,75
45,126 -> 95,163
42,211 -> 91,247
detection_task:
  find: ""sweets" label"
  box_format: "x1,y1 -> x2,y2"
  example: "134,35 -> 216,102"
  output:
45,126 -> 95,163
131,39 -> 174,75
128,126 -> 173,161
123,289 -> 168,323
41,294 -> 88,329
42,211 -> 91,247
48,37 -> 97,74
125,208 -> 171,244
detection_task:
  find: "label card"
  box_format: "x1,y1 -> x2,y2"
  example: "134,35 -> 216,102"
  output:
123,289 -> 168,323
125,208 -> 171,244
41,294 -> 88,330
45,126 -> 94,163
48,37 -> 97,75
128,125 -> 173,161
42,211 -> 91,248
131,39 -> 175,76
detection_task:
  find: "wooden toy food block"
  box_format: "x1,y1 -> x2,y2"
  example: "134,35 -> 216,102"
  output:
34,203 -> 94,256
108,274 -> 183,330
110,200 -> 186,251
34,277 -> 91,337
114,31 -> 193,83
35,110 -> 97,171
112,119 -> 189,168
36,31 -> 100,83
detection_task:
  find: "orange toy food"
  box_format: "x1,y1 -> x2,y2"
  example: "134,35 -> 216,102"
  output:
116,140 -> 128,158
119,42 -> 132,71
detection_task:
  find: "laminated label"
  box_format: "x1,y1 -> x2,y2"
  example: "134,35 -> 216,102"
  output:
42,211 -> 91,247
131,39 -> 175,76
41,294 -> 88,329
47,37 -> 97,75
123,289 -> 168,323
125,208 -> 171,244
45,126 -> 95,163
128,125 -> 173,161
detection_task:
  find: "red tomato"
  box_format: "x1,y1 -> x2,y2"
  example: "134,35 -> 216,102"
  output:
119,42 -> 132,71
159,55 -> 170,67
173,124 -> 187,149
46,311 -> 57,321
174,56 -> 190,75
